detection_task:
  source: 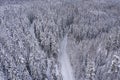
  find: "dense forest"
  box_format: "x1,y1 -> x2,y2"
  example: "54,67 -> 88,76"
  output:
0,0 -> 120,80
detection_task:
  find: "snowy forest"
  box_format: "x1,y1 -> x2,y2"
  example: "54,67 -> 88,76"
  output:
0,0 -> 120,80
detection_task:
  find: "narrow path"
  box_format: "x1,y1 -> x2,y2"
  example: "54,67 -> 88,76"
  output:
60,35 -> 75,80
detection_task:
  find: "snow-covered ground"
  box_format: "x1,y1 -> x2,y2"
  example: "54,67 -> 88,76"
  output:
60,35 -> 75,80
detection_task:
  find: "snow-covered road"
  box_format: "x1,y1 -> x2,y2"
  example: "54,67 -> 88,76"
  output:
60,35 -> 75,80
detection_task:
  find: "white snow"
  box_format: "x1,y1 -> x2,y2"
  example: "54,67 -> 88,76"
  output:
60,35 -> 75,80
